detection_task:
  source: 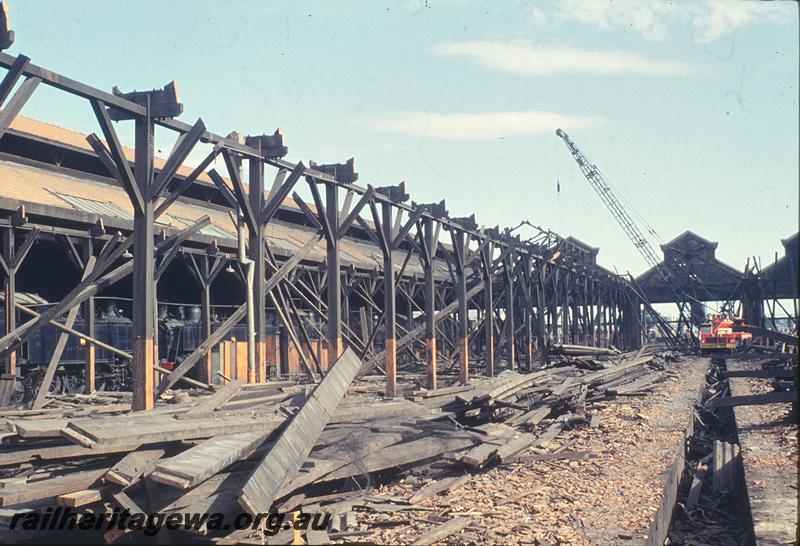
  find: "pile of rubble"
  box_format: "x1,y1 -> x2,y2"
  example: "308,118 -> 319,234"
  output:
0,346 -> 677,543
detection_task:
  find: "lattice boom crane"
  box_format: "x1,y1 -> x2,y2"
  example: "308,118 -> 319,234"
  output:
555,128 -> 699,337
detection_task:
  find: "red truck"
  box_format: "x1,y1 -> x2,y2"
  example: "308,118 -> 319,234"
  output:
699,315 -> 752,353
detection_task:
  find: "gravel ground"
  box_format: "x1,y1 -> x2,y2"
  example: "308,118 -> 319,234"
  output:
726,358 -> 797,544
348,356 -> 710,546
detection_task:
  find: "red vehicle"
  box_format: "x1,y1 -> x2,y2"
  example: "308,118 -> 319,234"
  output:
699,315 -> 752,353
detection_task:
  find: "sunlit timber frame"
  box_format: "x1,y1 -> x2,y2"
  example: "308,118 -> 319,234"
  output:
0,50 -> 650,412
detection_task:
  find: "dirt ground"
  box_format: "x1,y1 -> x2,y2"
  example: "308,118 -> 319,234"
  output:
727,358 -> 798,544
349,356 -> 710,546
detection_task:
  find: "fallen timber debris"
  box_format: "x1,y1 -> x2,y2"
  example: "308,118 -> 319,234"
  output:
0,346 -> 676,542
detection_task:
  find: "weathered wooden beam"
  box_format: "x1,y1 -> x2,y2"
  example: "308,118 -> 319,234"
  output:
150,118 -> 206,200
0,53 -> 28,105
152,432 -> 268,489
238,348 -> 362,515
0,76 -> 39,139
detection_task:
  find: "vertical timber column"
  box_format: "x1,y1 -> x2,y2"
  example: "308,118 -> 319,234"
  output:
423,217 -> 437,389
455,231 -> 469,384
383,202 -> 397,398
589,279 -> 597,347
537,259 -> 548,364
523,255 -> 533,370
482,241 -> 494,377
200,258 -> 213,384
560,270 -> 569,343
132,106 -> 155,412
622,292 -> 642,349
570,278 -> 579,345
585,280 -> 592,345
326,183 -> 342,368
2,228 -> 15,375
248,156 -> 266,382
504,249 -> 516,371
83,240 -> 96,392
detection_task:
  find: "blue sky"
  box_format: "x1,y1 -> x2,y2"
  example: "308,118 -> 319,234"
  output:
7,0 -> 799,276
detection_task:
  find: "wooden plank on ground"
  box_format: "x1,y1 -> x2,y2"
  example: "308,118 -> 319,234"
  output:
412,517 -> 469,545
460,441 -> 501,467
238,348 -> 362,515
62,414 -> 282,448
151,431 -> 269,489
409,474 -> 471,504
278,431 -> 404,497
56,487 -> 106,507
104,448 -> 165,486
323,435 -> 477,482
0,442 -> 142,467
190,380 -> 242,412
507,406 -> 549,427
514,450 -> 595,463
496,432 -> 538,462
0,468 -> 107,506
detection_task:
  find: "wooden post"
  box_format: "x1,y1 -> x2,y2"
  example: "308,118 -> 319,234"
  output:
83,240 -> 96,393
455,231 -> 469,384
423,218 -> 437,389
504,250 -> 516,371
2,228 -> 15,375
482,242 -> 495,377
132,104 -> 155,411
200,272 -> 213,384
524,256 -> 533,371
326,183 -> 342,368
383,202 -> 397,398
248,156 -> 267,383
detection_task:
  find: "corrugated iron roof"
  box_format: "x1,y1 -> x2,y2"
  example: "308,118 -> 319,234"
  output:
0,157 -> 443,278
52,192 -> 132,221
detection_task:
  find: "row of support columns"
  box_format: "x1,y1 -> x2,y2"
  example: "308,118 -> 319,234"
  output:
0,51 -> 656,412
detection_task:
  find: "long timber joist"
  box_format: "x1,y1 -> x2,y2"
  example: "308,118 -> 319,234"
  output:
0,50 -> 642,410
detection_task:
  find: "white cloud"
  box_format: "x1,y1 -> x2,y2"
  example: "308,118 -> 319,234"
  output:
353,110 -> 605,140
528,6 -> 547,24
557,0 -> 681,40
557,0 -> 791,43
692,0 -> 789,43
435,41 -> 697,76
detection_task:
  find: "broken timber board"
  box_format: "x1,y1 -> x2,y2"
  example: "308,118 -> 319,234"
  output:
56,487 -> 107,508
461,441 -> 502,467
0,442 -> 143,467
323,435 -> 478,482
190,380 -> 243,413
0,468 -> 107,507
238,347 -> 362,515
684,467 -> 706,511
104,448 -> 165,486
513,450 -> 594,463
62,414 -> 282,448
277,431 -> 405,497
507,406 -> 550,427
412,517 -> 469,545
496,432 -> 538,462
409,474 -> 471,504
533,422 -> 564,449
151,431 -> 269,489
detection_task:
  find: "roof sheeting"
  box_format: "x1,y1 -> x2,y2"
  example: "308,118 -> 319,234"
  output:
0,158 -> 444,279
